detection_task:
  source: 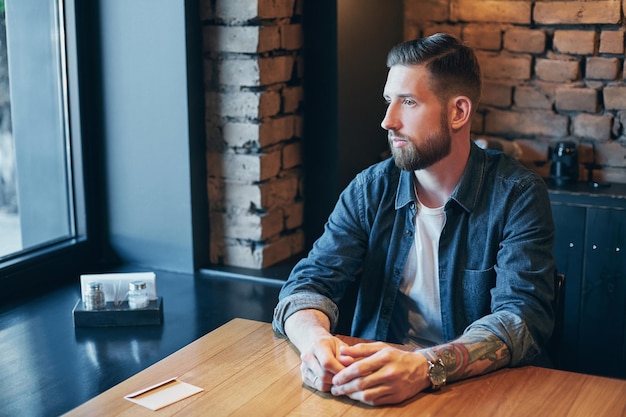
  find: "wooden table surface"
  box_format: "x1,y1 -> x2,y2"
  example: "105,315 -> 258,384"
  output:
64,318 -> 626,417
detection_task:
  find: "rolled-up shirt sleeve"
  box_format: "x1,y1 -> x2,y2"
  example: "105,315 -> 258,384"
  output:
272,292 -> 340,336
464,310 -> 540,366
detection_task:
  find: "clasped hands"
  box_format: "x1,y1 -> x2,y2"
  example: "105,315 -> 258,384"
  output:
299,334 -> 430,406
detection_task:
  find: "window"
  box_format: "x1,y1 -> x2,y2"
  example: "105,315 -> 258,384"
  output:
0,0 -> 19,257
0,0 -> 97,290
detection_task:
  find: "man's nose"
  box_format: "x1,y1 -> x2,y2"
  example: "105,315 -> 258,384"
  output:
381,104 -> 399,131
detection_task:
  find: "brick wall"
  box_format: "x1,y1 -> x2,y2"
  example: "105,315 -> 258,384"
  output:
201,0 -> 304,268
405,0 -> 626,183
202,0 -> 626,269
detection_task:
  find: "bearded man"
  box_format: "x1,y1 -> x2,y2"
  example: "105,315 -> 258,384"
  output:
272,33 -> 555,406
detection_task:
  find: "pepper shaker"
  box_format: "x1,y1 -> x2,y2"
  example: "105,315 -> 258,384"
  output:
84,282 -> 106,310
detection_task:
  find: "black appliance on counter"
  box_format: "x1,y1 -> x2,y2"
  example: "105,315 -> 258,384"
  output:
550,141 -> 579,186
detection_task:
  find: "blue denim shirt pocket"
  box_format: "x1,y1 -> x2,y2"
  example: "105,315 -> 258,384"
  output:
461,266 -> 496,323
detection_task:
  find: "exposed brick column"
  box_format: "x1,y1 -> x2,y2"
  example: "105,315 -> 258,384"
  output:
404,0 -> 626,183
201,0 -> 305,268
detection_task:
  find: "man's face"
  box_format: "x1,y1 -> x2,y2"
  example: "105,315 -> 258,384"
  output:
381,65 -> 451,171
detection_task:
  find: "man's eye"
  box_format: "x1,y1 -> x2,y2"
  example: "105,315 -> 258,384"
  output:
402,98 -> 415,106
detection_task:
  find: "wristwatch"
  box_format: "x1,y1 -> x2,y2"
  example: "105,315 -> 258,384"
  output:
427,357 -> 447,390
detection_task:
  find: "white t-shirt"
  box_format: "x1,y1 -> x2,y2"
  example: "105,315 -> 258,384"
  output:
397,197 -> 445,349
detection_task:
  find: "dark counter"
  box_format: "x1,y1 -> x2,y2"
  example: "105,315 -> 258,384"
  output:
547,179 -> 626,208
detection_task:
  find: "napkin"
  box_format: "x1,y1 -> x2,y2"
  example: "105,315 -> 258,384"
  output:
124,377 -> 203,410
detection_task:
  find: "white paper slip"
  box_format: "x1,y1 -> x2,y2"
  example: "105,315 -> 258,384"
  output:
124,377 -> 203,411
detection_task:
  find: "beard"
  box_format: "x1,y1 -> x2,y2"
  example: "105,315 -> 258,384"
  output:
388,113 -> 452,171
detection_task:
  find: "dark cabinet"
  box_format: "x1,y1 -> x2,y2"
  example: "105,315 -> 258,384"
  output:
550,183 -> 626,378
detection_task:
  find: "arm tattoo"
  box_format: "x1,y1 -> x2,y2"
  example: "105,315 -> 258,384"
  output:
430,329 -> 511,382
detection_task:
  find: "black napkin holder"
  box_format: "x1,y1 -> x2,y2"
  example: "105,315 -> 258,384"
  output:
72,297 -> 163,327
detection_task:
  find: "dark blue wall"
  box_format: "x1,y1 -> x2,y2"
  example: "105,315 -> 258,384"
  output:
97,0 -> 206,272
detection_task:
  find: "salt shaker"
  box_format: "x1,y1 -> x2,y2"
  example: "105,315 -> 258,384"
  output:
84,281 -> 106,310
128,281 -> 149,309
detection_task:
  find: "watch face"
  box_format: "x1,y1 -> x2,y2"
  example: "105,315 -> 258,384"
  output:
430,360 -> 447,386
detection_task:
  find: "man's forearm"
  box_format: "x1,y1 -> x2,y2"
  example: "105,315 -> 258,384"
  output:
284,309 -> 333,352
428,328 -> 511,382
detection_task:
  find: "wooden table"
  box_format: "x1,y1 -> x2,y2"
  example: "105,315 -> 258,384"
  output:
64,318 -> 626,416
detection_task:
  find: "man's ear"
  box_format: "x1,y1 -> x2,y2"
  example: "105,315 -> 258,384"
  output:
449,96 -> 472,130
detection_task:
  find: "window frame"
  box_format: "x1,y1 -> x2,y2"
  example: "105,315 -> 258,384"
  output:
0,0 -> 103,301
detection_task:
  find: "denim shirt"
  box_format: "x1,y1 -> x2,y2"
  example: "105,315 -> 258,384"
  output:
273,142 -> 556,366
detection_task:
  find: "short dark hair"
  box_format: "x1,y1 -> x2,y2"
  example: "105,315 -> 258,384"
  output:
386,33 -> 481,110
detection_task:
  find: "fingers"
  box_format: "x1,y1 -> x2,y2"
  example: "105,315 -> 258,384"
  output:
333,342 -> 391,384
332,380 -> 398,406
329,345 -> 426,405
330,367 -> 401,406
302,335 -> 346,375
300,339 -> 424,405
332,355 -> 379,387
299,335 -> 346,392
339,342 -> 389,359
302,363 -> 327,390
300,352 -> 336,391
